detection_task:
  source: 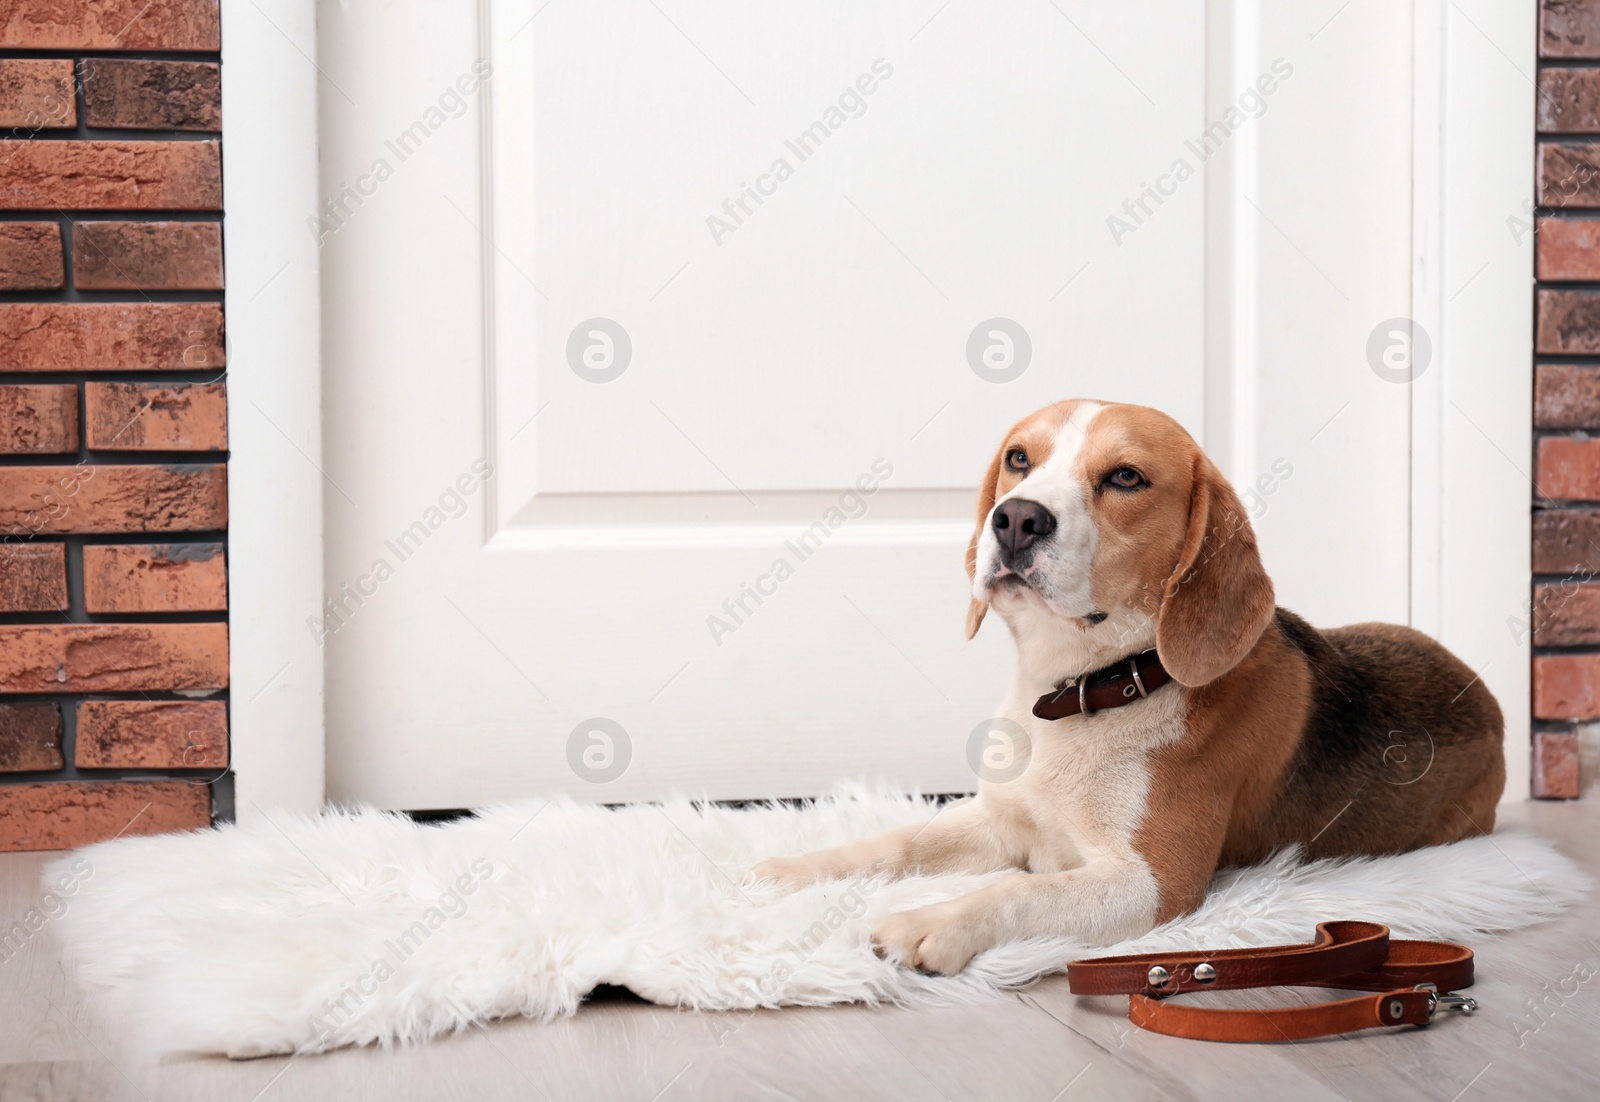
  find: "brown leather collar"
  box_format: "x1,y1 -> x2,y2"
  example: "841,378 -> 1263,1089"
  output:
1068,921 -> 1478,1042
1032,648 -> 1171,721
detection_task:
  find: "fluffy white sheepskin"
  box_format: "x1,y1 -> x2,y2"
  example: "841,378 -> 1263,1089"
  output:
45,782 -> 1589,1058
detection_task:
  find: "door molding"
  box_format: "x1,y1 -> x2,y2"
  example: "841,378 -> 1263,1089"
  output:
1203,0 -> 1532,800
476,0 -> 975,554
1411,0 -> 1534,799
222,0 -> 327,816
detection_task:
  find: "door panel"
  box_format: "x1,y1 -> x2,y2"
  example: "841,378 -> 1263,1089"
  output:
318,0 -> 1412,808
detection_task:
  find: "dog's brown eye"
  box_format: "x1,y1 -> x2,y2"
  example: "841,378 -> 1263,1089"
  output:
1106,466 -> 1146,490
1005,449 -> 1030,473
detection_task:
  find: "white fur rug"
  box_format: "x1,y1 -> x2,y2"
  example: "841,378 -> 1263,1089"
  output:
46,782 -> 1589,1058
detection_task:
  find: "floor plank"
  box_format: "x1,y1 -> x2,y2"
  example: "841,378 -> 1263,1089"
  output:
1,800 -> 1596,1101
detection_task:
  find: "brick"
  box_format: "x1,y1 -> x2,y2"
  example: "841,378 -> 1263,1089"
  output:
0,303 -> 224,371
83,543 -> 225,612
0,543 -> 67,612
1544,0 -> 1600,58
1537,289 -> 1600,354
1533,731 -> 1582,797
0,464 -> 226,536
0,781 -> 210,853
75,700 -> 227,769
1537,436 -> 1600,501
0,703 -> 62,771
73,221 -> 223,291
0,59 -> 75,129
1538,142 -> 1600,207
0,384 -> 78,453
1537,218 -> 1600,280
0,623 -> 227,693
1540,68 -> 1600,132
0,223 -> 63,290
1536,366 -> 1600,430
82,59 -> 219,131
1534,653 -> 1600,718
0,1 -> 219,51
85,382 -> 225,451
1534,509 -> 1600,573
1533,580 -> 1600,646
0,141 -> 221,211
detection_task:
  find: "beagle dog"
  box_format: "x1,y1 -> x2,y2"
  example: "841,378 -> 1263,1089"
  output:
752,399 -> 1505,975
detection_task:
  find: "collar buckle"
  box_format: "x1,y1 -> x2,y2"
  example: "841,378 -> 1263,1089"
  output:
1034,649 -> 1169,722
1076,651 -> 1152,717
1128,655 -> 1149,698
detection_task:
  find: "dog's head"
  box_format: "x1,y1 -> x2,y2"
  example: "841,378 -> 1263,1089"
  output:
966,400 -> 1275,688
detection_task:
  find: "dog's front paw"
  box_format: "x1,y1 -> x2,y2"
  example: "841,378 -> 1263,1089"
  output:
746,855 -> 826,893
871,902 -> 989,975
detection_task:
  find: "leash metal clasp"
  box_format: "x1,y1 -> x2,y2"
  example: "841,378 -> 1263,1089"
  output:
1414,983 -> 1478,1019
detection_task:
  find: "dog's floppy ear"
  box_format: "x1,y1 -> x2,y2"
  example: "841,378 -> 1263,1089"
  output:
964,443 -> 1006,639
1156,453 -> 1275,686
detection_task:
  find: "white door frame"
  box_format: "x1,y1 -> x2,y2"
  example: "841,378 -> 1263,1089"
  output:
222,0 -> 327,818
1409,0 -> 1534,801
224,0 -> 1534,813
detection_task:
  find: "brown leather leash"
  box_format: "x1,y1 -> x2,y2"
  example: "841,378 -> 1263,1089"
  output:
1067,921 -> 1478,1042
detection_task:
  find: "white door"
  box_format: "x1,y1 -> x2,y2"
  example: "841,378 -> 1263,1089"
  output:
316,0 -> 1416,810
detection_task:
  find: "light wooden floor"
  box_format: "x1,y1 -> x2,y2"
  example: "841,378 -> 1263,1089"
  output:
2,799 -> 1596,1102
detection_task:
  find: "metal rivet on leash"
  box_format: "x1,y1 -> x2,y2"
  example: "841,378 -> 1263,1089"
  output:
1147,966 -> 1171,988
1193,962 -> 1217,984
1388,999 -> 1404,1020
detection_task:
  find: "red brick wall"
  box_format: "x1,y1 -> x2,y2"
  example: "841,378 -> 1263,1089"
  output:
0,0 -> 227,849
1533,0 -> 1600,798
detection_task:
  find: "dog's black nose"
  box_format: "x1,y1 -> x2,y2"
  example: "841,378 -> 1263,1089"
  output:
992,498 -> 1056,557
